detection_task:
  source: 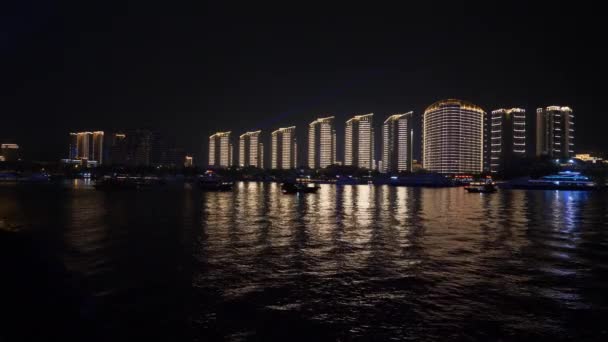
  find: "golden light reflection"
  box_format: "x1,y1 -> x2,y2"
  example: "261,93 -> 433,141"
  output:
396,186 -> 408,225
346,185 -> 374,246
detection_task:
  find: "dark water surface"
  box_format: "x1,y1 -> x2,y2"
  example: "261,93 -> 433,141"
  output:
1,181 -> 607,341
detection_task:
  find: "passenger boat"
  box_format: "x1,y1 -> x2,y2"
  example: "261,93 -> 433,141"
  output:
501,171 -> 598,191
198,171 -> 233,191
94,175 -> 163,190
389,173 -> 456,187
281,178 -> 320,194
465,180 -> 497,193
94,176 -> 139,190
335,176 -> 361,185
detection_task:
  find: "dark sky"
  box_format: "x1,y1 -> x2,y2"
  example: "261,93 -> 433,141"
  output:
1,1 -> 605,162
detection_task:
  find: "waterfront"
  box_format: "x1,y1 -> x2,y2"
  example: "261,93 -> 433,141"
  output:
1,182 -> 607,341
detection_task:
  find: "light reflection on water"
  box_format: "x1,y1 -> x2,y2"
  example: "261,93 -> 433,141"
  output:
0,183 -> 607,340
189,183 -> 608,339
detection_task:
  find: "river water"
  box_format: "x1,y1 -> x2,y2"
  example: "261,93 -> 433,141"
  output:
1,181 -> 607,341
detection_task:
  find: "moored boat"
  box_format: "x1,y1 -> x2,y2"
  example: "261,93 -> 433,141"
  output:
94,176 -> 140,190
198,171 -> 233,191
389,173 -> 455,187
94,174 -> 163,190
335,176 -> 361,185
465,180 -> 497,193
281,178 -> 320,194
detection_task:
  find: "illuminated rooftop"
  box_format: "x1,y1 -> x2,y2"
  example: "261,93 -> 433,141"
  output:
271,126 -> 296,135
546,106 -> 572,112
346,113 -> 373,124
492,108 -> 525,114
210,131 -> 231,138
310,116 -> 335,126
384,111 -> 413,124
69,131 -> 104,135
239,130 -> 262,138
424,99 -> 485,114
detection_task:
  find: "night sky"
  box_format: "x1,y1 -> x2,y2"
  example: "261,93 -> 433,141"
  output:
1,1 -> 605,162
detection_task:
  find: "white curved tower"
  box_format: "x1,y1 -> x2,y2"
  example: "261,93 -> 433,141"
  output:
423,99 -> 485,174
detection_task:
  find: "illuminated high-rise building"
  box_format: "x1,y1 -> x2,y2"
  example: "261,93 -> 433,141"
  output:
126,129 -> 152,166
381,112 -> 413,173
271,126 -> 297,169
308,116 -> 336,169
239,130 -> 264,168
345,113 -> 374,169
162,147 -> 186,167
69,133 -> 78,159
0,144 -> 20,162
184,155 -> 193,167
422,99 -> 485,174
209,131 -> 233,168
108,133 -> 128,165
490,108 -> 526,173
68,131 -> 104,164
536,106 -> 574,158
92,131 -> 104,164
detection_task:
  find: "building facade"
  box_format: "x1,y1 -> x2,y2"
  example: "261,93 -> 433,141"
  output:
271,126 -> 297,169
209,131 -> 233,168
536,106 -> 574,158
345,113 -> 374,169
422,99 -> 485,174
308,116 -> 336,169
108,133 -> 128,165
68,131 -> 104,164
239,130 -> 264,168
381,112 -> 413,173
163,147 -> 186,167
125,129 -> 153,166
490,108 -> 526,173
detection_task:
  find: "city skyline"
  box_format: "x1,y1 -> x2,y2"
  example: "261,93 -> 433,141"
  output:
4,99 -> 595,171
41,100 -> 583,173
